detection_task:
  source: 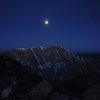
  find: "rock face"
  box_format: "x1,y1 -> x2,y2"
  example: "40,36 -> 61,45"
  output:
0,45 -> 100,100
28,81 -> 53,100
0,55 -> 43,99
83,84 -> 100,100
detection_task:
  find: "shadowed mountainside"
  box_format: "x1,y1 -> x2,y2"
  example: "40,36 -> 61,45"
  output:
0,45 -> 100,100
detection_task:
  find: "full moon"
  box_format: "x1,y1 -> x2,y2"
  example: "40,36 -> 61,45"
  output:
44,20 -> 49,25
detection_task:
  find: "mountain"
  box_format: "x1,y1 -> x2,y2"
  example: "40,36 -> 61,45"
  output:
0,45 -> 100,100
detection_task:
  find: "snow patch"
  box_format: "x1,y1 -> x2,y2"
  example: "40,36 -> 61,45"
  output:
30,48 -> 41,65
17,48 -> 26,51
38,61 -> 52,69
63,52 -> 67,57
41,55 -> 46,63
55,49 -> 61,58
10,50 -> 32,67
55,62 -> 66,69
76,56 -> 80,61
40,46 -> 44,51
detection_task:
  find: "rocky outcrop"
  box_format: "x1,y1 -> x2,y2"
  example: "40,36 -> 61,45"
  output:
83,84 -> 100,100
28,81 -> 53,100
0,55 -> 43,100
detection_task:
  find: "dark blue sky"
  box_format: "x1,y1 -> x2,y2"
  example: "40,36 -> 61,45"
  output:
0,0 -> 100,53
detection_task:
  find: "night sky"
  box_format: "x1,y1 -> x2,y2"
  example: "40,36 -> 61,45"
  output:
0,0 -> 100,53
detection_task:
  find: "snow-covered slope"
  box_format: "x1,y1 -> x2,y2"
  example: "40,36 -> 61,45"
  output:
4,45 -> 85,70
2,45 -> 100,84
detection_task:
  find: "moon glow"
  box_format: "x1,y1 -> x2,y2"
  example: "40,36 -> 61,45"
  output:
44,20 -> 49,25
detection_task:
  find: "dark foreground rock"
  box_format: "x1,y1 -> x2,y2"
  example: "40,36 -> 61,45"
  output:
0,55 -> 43,100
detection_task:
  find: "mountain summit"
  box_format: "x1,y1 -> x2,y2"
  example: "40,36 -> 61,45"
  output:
0,45 -> 100,100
